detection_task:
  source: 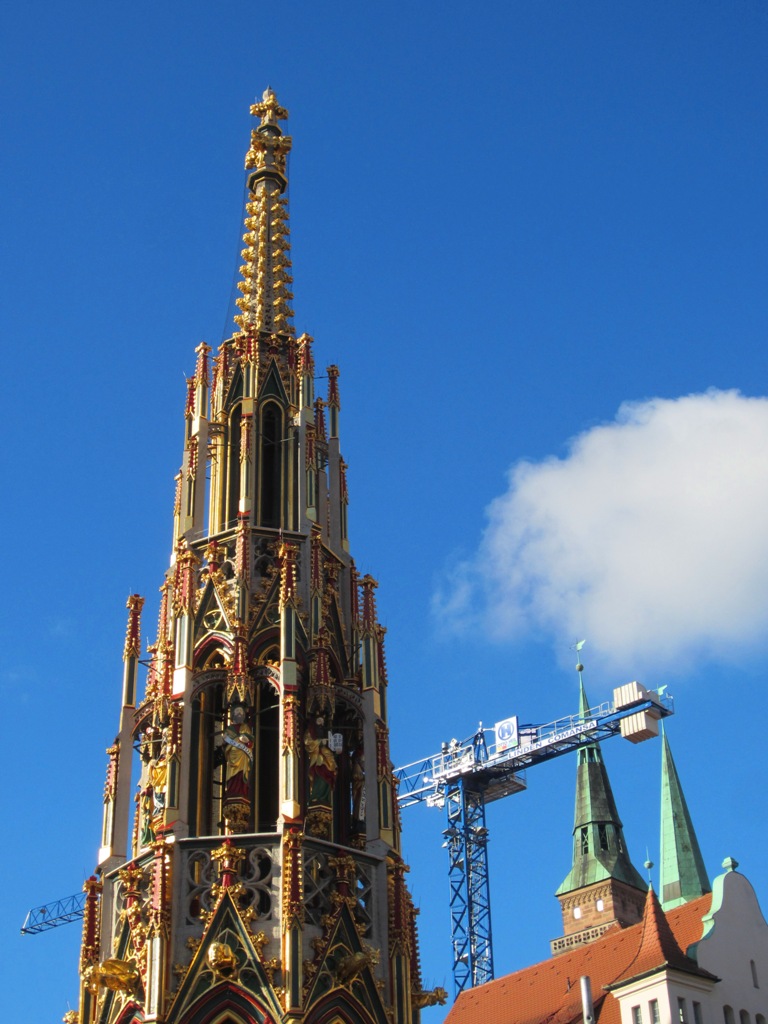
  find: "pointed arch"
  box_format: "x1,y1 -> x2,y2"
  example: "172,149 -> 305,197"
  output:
330,697 -> 366,847
225,363 -> 245,409
259,359 -> 288,403
248,639 -> 282,831
195,634 -> 234,670
195,578 -> 232,637
175,981 -> 274,1024
188,672 -> 227,835
226,401 -> 243,528
305,988 -> 383,1024
114,1003 -> 146,1024
220,362 -> 246,530
248,632 -> 281,680
325,597 -> 350,679
303,903 -> 387,1024
258,400 -> 284,528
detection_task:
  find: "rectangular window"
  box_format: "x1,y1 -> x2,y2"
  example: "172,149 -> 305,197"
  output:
649,1001 -> 661,1024
693,1002 -> 703,1024
632,1007 -> 643,1024
679,998 -> 688,1024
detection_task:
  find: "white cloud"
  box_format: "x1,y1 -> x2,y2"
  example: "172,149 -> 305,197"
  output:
435,389 -> 768,674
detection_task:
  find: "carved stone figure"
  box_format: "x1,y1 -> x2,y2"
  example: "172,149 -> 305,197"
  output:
351,751 -> 366,823
223,707 -> 254,800
149,757 -> 167,819
223,706 -> 254,831
304,717 -> 337,807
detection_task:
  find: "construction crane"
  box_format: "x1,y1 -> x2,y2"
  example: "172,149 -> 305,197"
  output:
21,892 -> 87,935
394,680 -> 674,996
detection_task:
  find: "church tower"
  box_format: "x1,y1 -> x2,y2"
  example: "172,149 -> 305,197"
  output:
551,675 -> 647,954
659,728 -> 710,910
74,91 -> 431,1024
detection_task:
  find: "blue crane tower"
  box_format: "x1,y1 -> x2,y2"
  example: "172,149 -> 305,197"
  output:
394,679 -> 673,997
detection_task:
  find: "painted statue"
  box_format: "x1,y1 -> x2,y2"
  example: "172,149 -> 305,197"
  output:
304,717 -> 337,807
223,706 -> 254,800
149,757 -> 168,818
139,781 -> 154,847
351,750 -> 366,823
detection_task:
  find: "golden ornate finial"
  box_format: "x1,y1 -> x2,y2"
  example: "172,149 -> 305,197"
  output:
211,838 -> 247,885
237,90 -> 294,336
123,594 -> 144,661
250,87 -> 289,128
279,542 -> 299,608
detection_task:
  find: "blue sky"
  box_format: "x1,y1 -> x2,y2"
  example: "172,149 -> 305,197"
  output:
3,2 -> 768,1019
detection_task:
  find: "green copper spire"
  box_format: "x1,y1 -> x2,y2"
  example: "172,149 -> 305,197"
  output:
556,676 -> 646,895
659,728 -> 710,909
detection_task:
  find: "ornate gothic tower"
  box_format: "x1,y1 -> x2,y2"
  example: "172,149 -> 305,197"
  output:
74,91 -> 430,1024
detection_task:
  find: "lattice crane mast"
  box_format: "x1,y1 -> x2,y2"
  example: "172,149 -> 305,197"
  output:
394,680 -> 674,997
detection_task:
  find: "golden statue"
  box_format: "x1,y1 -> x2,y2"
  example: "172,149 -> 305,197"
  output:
207,941 -> 238,979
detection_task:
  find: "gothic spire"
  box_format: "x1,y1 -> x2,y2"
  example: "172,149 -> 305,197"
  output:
69,95 -> 426,1024
659,728 -> 710,909
235,88 -> 295,336
556,677 -> 646,896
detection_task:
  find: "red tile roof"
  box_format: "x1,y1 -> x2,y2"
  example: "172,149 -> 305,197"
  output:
607,887 -> 716,989
665,894 -> 713,953
446,892 -> 712,1024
